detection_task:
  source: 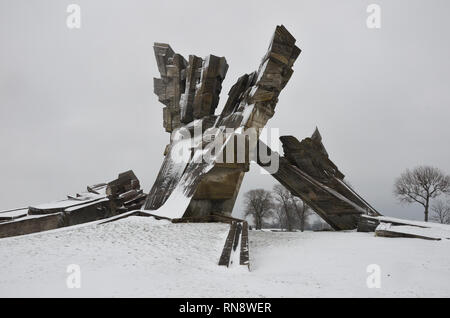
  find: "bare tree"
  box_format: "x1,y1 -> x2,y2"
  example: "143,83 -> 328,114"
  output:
431,199 -> 450,224
272,184 -> 296,231
243,189 -> 273,230
394,166 -> 450,222
291,196 -> 312,232
272,184 -> 312,231
272,208 -> 286,231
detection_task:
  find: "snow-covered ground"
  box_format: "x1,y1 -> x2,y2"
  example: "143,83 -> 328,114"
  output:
0,216 -> 449,297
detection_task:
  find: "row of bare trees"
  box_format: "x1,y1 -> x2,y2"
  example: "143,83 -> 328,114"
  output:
243,185 -> 313,231
394,165 -> 450,223
244,165 -> 450,229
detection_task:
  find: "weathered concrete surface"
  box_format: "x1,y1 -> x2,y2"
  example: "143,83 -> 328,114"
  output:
258,130 -> 381,230
0,170 -> 146,239
145,25 -> 301,219
0,213 -> 63,239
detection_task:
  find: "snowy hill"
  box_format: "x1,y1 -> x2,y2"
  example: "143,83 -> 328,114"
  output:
0,216 -> 449,297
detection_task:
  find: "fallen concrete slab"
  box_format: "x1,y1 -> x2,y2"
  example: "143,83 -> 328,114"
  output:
0,208 -> 28,223
362,215 -> 450,241
0,213 -> 63,239
0,170 -> 147,239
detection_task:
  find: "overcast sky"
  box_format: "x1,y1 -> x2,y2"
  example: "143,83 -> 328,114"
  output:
1,0 -> 449,221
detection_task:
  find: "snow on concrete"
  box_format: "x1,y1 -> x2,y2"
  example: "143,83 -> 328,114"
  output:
376,222 -> 450,240
371,215 -> 450,231
0,208 -> 28,219
0,217 -> 449,297
31,193 -> 106,211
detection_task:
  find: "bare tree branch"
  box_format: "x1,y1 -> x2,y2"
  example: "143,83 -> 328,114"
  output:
243,189 -> 273,230
394,166 -> 450,221
431,199 -> 450,224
